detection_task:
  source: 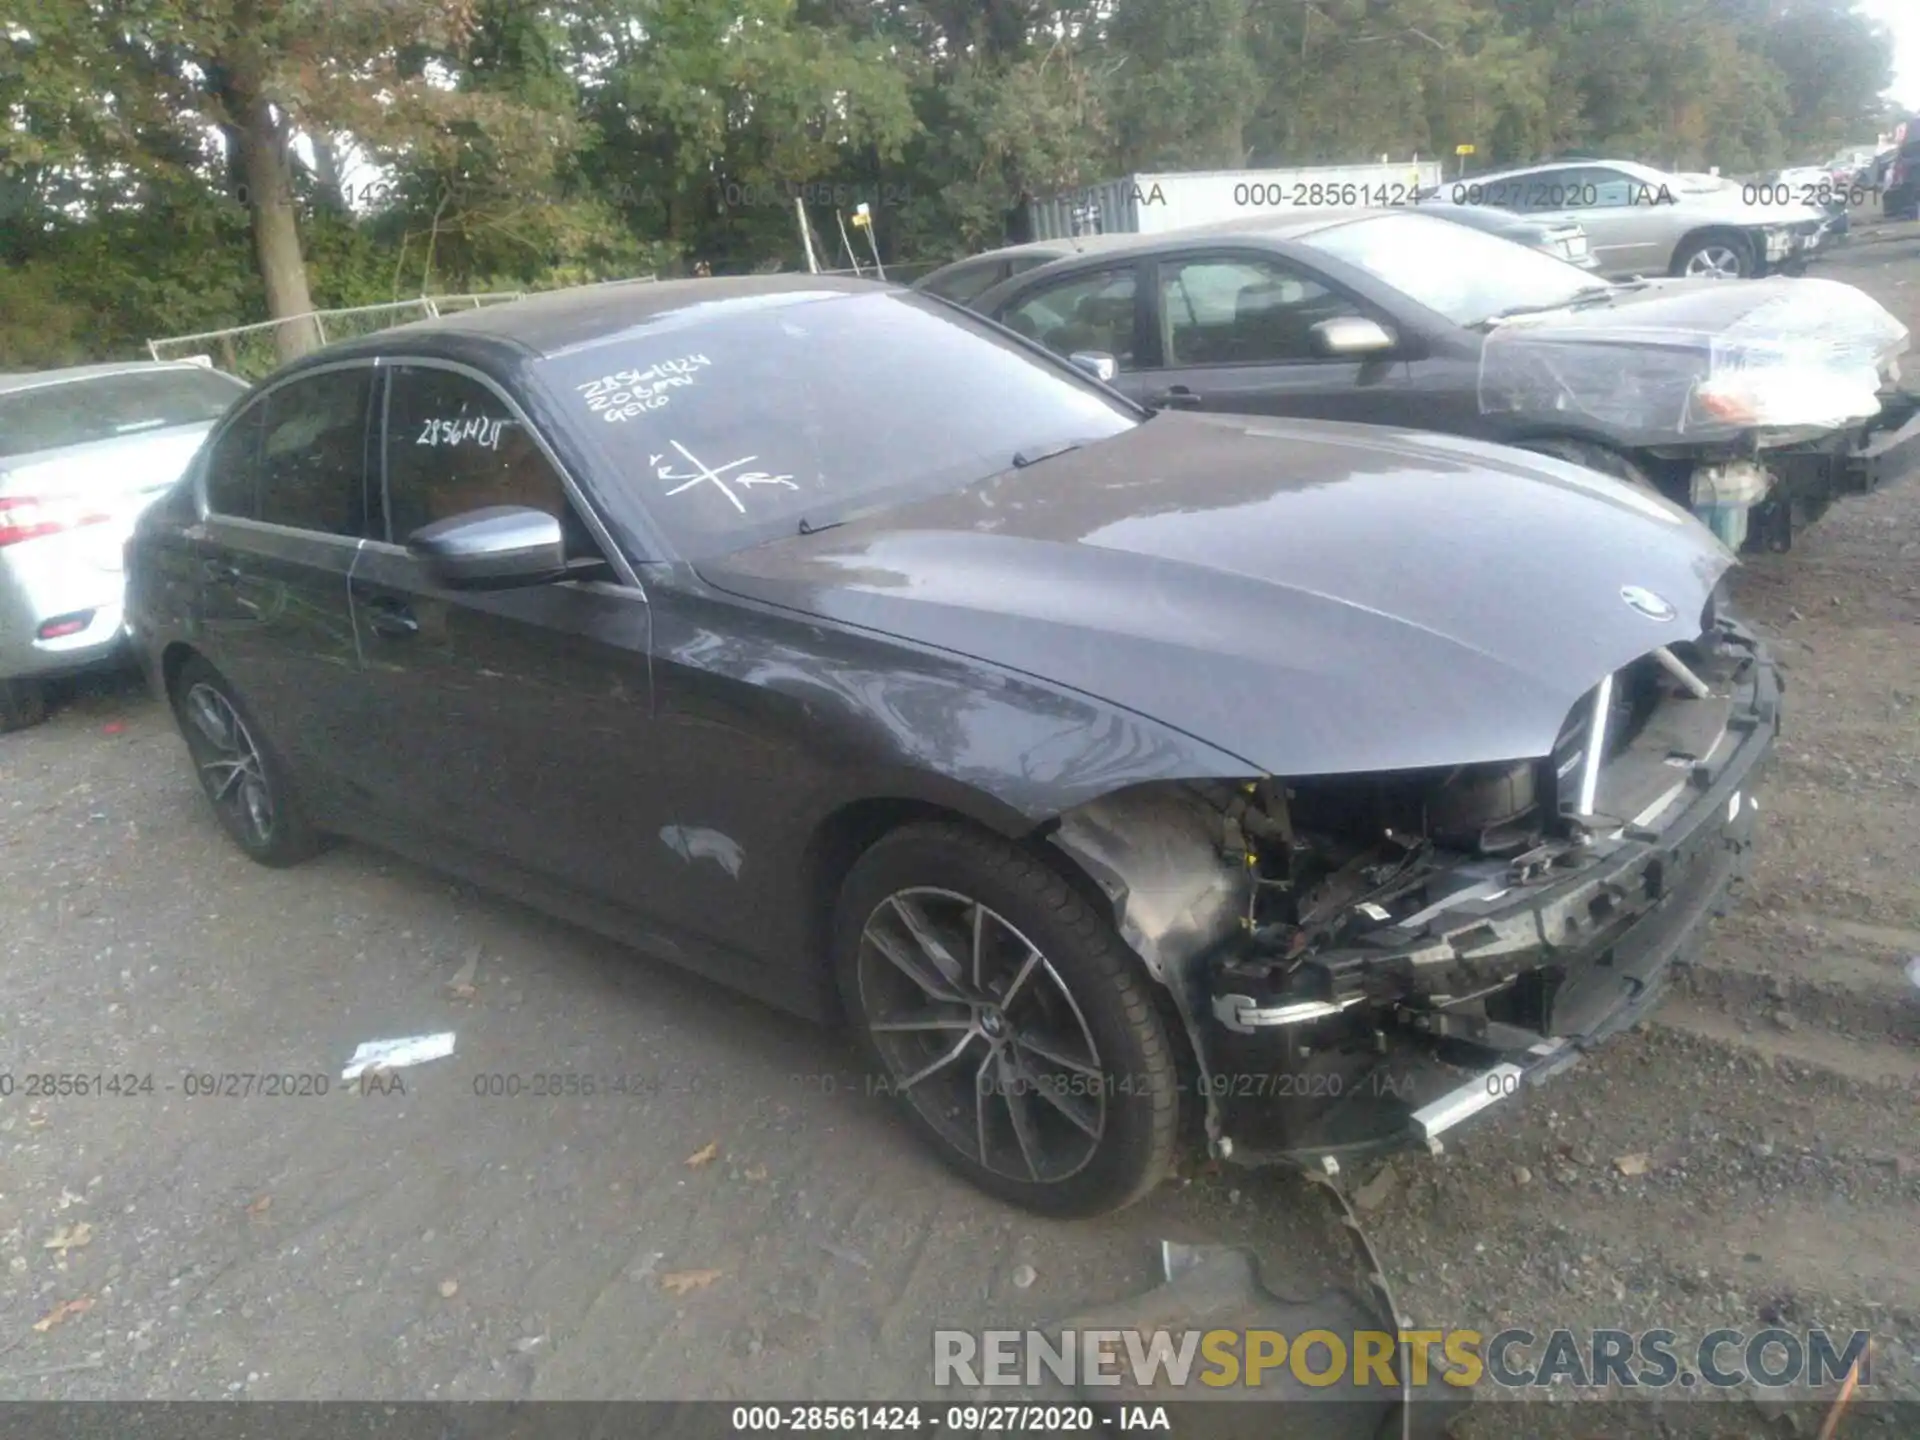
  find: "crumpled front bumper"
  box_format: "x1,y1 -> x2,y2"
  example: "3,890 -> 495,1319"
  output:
1763,388 -> 1920,498
1839,397 -> 1920,492
1197,619 -> 1781,1170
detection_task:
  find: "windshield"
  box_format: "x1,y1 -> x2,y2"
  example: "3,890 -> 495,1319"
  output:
0,367 -> 245,461
1301,211 -> 1605,327
539,289 -> 1139,559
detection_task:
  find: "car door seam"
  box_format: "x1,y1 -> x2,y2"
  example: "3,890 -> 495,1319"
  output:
346,538 -> 368,670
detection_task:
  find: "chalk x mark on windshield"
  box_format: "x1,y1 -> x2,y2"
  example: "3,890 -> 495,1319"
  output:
653,440 -> 797,514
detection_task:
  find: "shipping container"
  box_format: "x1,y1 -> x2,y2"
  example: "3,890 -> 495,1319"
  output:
1026,163 -> 1451,240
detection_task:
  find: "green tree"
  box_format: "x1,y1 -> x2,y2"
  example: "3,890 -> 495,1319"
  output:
1104,0 -> 1262,170
5,0 -> 560,358
567,0 -> 918,270
1240,0 -> 1554,167
1759,0 -> 1895,157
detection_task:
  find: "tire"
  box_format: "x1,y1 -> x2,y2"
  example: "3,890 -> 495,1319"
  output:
1671,231 -> 1752,279
0,676 -> 48,734
169,656 -> 322,867
834,821 -> 1181,1217
1516,437 -> 1661,494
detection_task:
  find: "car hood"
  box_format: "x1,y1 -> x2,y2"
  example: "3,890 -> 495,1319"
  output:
1480,276 -> 1909,439
695,413 -> 1734,778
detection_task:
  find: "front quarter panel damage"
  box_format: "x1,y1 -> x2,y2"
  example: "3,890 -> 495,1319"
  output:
1046,619 -> 1780,1170
1049,786 -> 1252,1152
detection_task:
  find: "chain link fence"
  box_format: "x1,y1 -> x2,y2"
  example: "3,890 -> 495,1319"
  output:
143,267 -> 954,382
146,292 -> 529,380
807,260 -> 941,283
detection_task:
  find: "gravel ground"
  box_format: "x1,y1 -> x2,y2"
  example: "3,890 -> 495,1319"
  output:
2,221 -> 1918,1438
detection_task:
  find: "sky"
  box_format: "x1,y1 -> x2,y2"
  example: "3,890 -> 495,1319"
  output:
1859,0 -> 1920,113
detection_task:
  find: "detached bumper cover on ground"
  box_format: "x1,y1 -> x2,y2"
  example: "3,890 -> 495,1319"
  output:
1195,619 -> 1782,1169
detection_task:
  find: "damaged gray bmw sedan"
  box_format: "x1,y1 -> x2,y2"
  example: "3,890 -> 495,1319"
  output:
125,275 -> 1779,1217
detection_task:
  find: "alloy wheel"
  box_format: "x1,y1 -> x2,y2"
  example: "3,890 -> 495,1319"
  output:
1684,244 -> 1745,279
856,887 -> 1107,1183
182,682 -> 275,847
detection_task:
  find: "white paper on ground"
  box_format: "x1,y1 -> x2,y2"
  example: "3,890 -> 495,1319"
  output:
341,1031 -> 456,1080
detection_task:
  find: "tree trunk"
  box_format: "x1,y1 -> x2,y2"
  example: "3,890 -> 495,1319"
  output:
310,132 -> 349,213
235,92 -> 318,362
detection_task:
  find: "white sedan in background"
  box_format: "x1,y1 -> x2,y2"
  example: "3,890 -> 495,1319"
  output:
0,360 -> 248,730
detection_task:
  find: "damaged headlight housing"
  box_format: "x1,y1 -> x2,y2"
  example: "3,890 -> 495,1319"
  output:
1689,359 -> 1883,429
1686,279 -> 1908,432
1479,275 -> 1910,437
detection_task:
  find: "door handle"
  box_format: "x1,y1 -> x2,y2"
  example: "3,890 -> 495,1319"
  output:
201,559 -> 242,586
361,594 -> 419,639
1148,387 -> 1203,410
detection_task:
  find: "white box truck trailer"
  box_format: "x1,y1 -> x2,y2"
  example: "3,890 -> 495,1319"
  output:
1027,163 -> 1449,239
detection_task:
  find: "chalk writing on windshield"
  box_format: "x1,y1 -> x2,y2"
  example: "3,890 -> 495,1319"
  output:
417,416 -> 508,448
653,440 -> 797,515
577,355 -> 713,423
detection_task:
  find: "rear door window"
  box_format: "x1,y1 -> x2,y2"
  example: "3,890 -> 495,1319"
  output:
1485,167 -> 1583,212
1564,166 -> 1638,209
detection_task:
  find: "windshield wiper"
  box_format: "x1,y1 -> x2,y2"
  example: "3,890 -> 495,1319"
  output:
796,515 -> 844,536
1480,285 -> 1619,325
1011,439 -> 1083,468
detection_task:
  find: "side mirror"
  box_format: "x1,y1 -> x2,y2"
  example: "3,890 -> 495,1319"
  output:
407,505 -> 568,590
1069,350 -> 1119,382
1310,317 -> 1396,358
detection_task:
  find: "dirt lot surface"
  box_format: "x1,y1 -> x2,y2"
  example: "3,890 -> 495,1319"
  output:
2,220 -> 1918,1437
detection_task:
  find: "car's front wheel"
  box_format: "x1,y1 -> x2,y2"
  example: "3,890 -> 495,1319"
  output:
1672,231 -> 1753,279
170,657 -> 322,867
834,821 -> 1181,1217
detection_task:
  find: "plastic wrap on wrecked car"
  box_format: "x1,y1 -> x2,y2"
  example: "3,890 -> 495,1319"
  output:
1477,277 -> 1909,439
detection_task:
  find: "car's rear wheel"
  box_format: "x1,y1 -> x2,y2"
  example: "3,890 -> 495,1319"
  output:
170,657 -> 321,867
834,821 -> 1180,1217
0,676 -> 48,734
1673,231 -> 1753,279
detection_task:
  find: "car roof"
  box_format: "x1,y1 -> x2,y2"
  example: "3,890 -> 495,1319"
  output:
926,208 -> 1400,275
964,204 -> 1582,312
0,360 -> 226,397
920,234 -> 1155,275
972,209 -> 1405,269
289,274 -> 896,371
1468,157 -> 1676,186
1409,200 -> 1544,228
941,204 -> 1566,285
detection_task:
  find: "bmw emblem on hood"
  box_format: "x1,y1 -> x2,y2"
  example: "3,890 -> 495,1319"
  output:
1621,585 -> 1678,622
